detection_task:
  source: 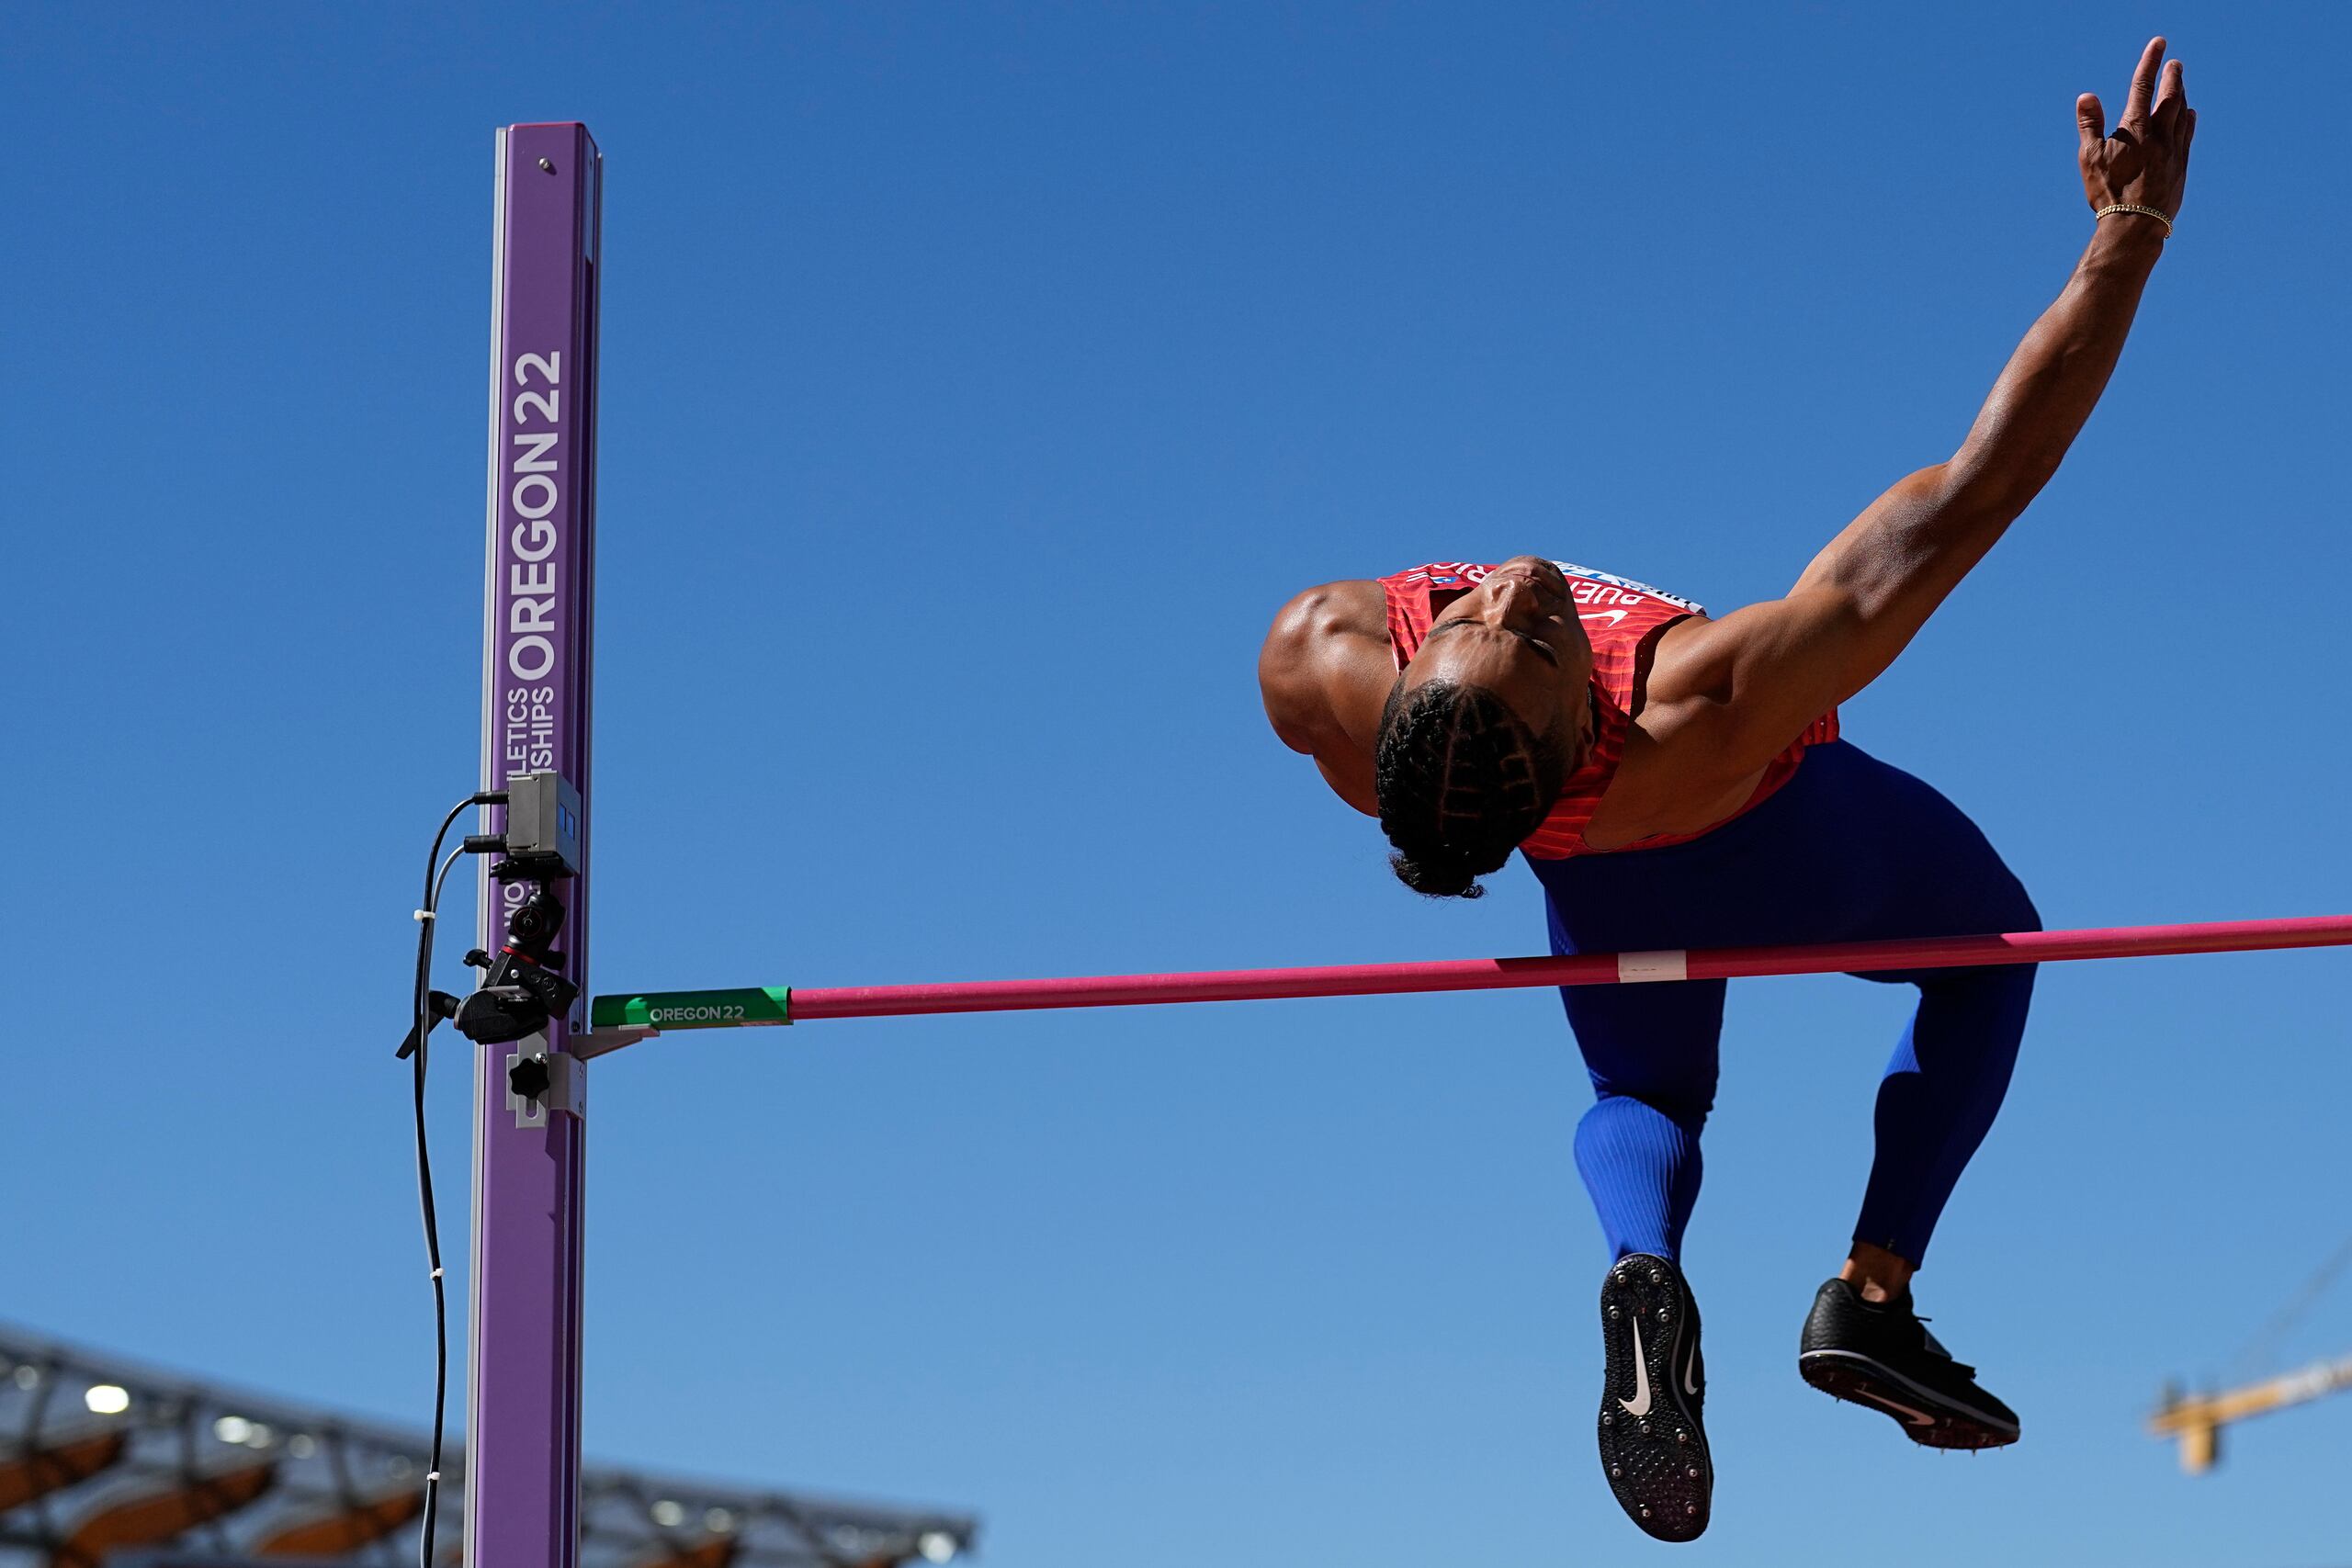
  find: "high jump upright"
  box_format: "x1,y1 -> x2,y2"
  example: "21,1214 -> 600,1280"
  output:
469,120 -> 601,1568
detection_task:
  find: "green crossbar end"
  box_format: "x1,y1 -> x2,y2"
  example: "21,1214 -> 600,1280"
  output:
589,987 -> 792,1031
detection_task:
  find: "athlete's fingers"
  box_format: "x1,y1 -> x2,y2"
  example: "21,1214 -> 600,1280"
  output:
2151,58 -> 2186,135
2077,92 -> 2106,152
2123,36 -> 2165,128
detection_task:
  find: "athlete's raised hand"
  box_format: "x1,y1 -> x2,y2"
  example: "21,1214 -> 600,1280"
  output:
2078,37 -> 2194,224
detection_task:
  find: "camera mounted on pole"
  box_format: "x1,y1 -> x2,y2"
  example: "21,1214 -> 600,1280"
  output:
458,771 -> 583,1044
401,772 -> 585,1056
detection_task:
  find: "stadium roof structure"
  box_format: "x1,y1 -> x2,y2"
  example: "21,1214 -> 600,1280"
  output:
0,1325 -> 976,1568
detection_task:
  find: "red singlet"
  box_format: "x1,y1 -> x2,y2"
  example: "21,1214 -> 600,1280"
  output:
1379,561 -> 1838,859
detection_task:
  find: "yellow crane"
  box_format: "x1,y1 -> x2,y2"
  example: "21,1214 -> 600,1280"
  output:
2152,1233 -> 2352,1473
2149,1351 -> 2352,1472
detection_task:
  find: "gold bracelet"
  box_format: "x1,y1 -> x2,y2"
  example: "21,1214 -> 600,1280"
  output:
2096,202 -> 2174,238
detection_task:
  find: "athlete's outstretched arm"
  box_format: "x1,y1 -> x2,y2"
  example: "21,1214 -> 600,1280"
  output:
1653,38 -> 2196,779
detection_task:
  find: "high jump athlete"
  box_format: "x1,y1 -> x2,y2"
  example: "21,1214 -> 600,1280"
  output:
1254,39 -> 2192,1540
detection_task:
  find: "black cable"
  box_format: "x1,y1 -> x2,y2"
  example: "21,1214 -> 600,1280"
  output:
407,791 -> 503,1568
2230,1229 -> 2352,1380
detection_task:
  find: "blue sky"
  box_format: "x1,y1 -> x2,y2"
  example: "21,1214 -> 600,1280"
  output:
7,2 -> 2351,1563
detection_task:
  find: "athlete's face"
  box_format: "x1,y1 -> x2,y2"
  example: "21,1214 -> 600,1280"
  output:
1402,557 -> 1597,755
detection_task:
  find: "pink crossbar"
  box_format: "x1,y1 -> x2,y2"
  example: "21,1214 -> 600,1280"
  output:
785,915 -> 2352,1021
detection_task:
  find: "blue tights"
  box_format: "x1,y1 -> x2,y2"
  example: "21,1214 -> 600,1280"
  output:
1530,740 -> 2039,1268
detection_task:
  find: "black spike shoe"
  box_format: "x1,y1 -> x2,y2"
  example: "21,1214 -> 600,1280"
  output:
1798,1278 -> 2020,1450
1597,1253 -> 1711,1540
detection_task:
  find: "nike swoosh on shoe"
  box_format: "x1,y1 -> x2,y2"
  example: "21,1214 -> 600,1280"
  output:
1801,1349 -> 2018,1431
1850,1386 -> 1936,1426
1619,1317 -> 1653,1416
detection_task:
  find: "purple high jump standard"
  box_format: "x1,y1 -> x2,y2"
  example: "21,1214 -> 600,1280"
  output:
470,121 -> 601,1567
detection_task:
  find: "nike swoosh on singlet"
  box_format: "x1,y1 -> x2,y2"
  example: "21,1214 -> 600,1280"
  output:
1618,1318 -> 1654,1416
1579,609 -> 1631,626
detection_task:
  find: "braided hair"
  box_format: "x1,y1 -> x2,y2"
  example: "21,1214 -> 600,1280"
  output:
1374,679 -> 1570,898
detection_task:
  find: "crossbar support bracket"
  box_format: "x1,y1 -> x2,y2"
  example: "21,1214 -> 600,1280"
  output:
570,1026 -> 661,1062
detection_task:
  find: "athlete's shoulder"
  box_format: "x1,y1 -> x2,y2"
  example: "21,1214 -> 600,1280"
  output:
1262,577 -> 1387,653
1258,579 -> 1390,750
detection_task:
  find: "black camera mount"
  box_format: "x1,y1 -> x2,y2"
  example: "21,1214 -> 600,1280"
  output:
452,885 -> 580,1045
396,772 -> 583,1064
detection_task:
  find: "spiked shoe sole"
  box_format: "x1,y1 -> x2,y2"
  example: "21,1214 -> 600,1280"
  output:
1598,1257 -> 1711,1540
1798,1348 -> 2020,1450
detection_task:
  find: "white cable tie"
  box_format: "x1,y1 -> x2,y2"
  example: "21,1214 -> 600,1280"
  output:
430,1267 -> 444,1280
425,1470 -> 441,1482
1616,949 -> 1690,984
413,908 -> 436,922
